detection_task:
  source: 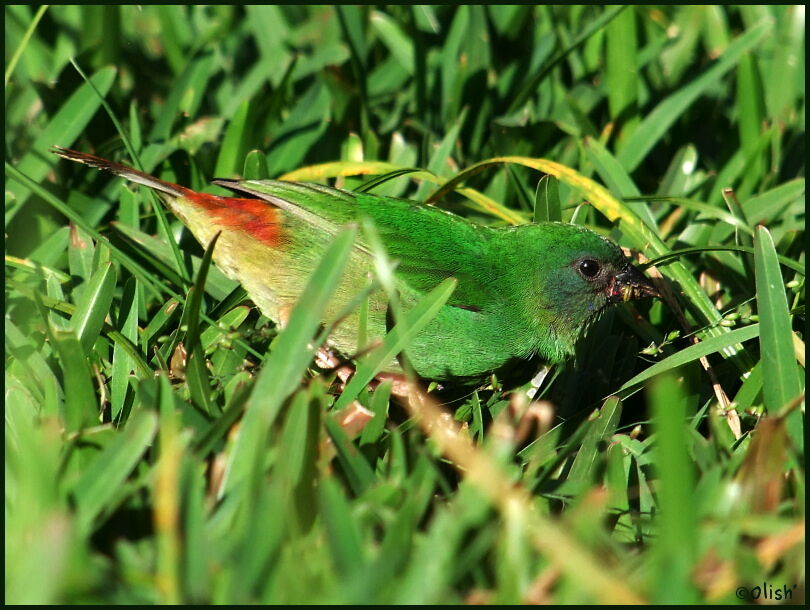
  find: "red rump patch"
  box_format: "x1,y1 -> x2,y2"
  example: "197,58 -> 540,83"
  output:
184,191 -> 282,246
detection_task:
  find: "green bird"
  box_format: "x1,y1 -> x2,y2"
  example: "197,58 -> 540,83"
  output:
52,147 -> 659,385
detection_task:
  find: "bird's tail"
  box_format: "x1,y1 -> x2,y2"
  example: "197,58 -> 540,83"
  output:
50,146 -> 187,199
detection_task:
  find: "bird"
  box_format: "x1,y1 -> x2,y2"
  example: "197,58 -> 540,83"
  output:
51,146 -> 659,386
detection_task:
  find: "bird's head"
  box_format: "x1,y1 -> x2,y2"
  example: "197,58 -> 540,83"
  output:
513,222 -> 660,361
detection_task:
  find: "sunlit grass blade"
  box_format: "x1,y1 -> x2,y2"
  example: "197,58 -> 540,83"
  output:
70,261 -> 116,355
281,160 -> 431,182
154,373 -> 182,604
618,324 -> 760,395
754,226 -> 804,449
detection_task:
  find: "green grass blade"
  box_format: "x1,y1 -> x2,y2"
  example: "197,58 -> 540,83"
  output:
618,324 -> 760,394
533,174 -> 562,223
4,4 -> 48,87
754,226 -> 803,449
52,328 -> 98,432
215,100 -> 258,177
605,6 -> 639,144
355,168 -> 423,194
110,277 -> 139,422
649,371 -> 699,603
370,10 -> 414,75
5,163 -> 168,300
242,149 -> 270,180
180,232 -> 221,414
566,396 -> 623,486
643,245 -> 803,276
70,261 -> 116,355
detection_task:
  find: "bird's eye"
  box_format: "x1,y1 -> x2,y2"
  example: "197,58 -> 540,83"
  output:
578,259 -> 601,279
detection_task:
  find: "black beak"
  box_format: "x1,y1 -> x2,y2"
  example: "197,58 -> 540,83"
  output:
609,263 -> 661,303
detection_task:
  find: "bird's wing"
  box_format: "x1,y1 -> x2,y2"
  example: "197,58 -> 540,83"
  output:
212,179 -> 496,310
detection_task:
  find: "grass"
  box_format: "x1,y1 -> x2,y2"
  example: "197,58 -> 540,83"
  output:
5,5 -> 805,604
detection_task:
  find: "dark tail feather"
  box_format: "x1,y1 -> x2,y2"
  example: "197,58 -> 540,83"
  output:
50,146 -> 186,198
